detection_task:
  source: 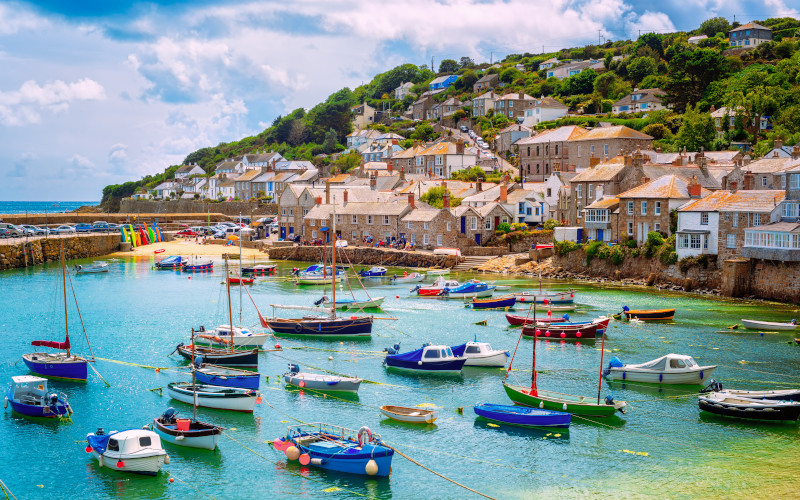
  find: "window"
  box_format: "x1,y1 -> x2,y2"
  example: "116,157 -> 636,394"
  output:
654,223 -> 660,232
655,201 -> 661,215
576,184 -> 583,199
528,207 -> 533,216
782,203 -> 799,218
518,202 -> 525,214
108,439 -> 120,452
627,222 -> 633,235
641,201 -> 647,215
437,234 -> 443,246
588,184 -> 594,199
732,213 -> 738,227
336,215 -> 342,224
311,230 -> 317,238
352,215 -> 357,224
603,144 -> 609,156
416,156 -> 423,166
627,201 -> 634,215
590,145 -> 595,155
547,188 -> 552,197
701,212 -> 709,225
577,146 -> 581,157
423,349 -> 439,359
289,209 -> 294,216
726,234 -> 736,248
423,233 -> 429,245
690,234 -> 702,249
281,209 -> 286,216
791,174 -> 800,189
509,101 -> 513,107
309,220 -> 315,227
470,217 -> 477,230
407,221 -> 412,229
762,177 -> 768,187
577,202 -> 582,217
352,231 -> 357,240
446,222 -> 451,231
753,213 -> 761,226
367,215 -> 373,224
424,222 -> 429,230
303,209 -> 309,216
139,436 -> 152,447
383,215 -> 390,225
435,155 -> 443,165
485,219 -> 492,230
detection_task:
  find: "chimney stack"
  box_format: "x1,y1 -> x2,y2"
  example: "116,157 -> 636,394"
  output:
443,191 -> 451,209
743,171 -> 754,190
370,176 -> 377,190
730,181 -> 738,192
343,189 -> 349,204
476,179 -> 483,192
325,180 -> 331,204
315,196 -> 322,205
408,193 -> 415,209
456,140 -> 464,154
518,91 -> 524,100
774,135 -> 783,151
387,160 -> 394,173
500,182 -> 508,203
400,166 -> 406,180
641,176 -> 650,186
687,175 -> 702,198
793,146 -> 800,160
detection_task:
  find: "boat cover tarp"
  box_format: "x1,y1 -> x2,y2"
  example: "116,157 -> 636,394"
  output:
158,256 -> 182,265
87,431 -> 120,454
451,343 -> 467,357
31,338 -> 69,350
387,347 -> 426,362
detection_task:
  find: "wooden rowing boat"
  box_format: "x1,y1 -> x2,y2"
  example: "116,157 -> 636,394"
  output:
622,307 -> 675,321
741,319 -> 797,331
379,405 -> 438,423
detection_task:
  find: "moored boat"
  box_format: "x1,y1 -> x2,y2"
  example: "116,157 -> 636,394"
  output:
701,379 -> 800,402
152,407 -> 222,450
182,257 -> 213,271
414,277 -> 461,296
470,295 -> 516,310
176,343 -> 259,367
503,383 -> 625,417
194,363 -> 260,390
321,296 -> 385,310
451,341 -> 509,367
241,264 -> 276,276
74,261 -> 109,274
276,423 -> 393,476
698,392 -> 800,422
5,376 -> 72,418
194,324 -> 268,348
741,319 -> 797,331
513,290 -> 575,304
383,343 -> 466,374
283,364 -> 362,393
621,306 -> 675,321
228,276 -> 254,285
166,382 -> 258,412
522,322 -> 599,340
506,312 -> 572,326
473,403 -> 570,428
155,255 -> 184,269
379,405 -> 438,423
391,272 -> 425,283
604,354 -> 716,385
357,266 -> 387,277
264,314 -> 373,338
86,428 -> 168,475
440,280 -> 495,299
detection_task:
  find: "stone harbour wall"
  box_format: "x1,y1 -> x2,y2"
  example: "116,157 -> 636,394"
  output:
0,234 -> 122,271
120,199 -> 277,216
268,245 -> 460,269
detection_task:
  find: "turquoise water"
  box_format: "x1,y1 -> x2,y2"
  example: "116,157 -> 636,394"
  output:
1,257 -> 800,499
0,201 -> 99,215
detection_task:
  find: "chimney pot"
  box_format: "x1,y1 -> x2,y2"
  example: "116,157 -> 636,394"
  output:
443,192 -> 451,209
343,189 -> 349,203
500,182 -> 508,203
408,193 -> 415,209
688,176 -> 702,198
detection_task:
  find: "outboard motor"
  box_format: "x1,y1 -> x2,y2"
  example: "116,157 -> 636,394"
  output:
605,395 -> 625,413
701,379 -> 723,393
198,325 -> 206,332
96,428 -> 105,436
383,343 -> 401,355
314,295 -> 329,306
161,407 -> 177,423
439,288 -> 450,297
287,363 -> 300,374
410,285 -> 421,293
48,393 -> 59,406
602,356 -> 624,377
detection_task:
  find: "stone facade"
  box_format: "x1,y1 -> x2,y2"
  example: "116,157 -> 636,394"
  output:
717,210 -> 771,261
400,209 -> 458,250
568,136 -> 653,170
617,197 -> 673,243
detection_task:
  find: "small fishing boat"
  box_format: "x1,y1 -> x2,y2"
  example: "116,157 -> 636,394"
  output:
414,277 -> 461,296
383,343 -> 466,374
451,341 -> 509,367
391,272 -> 425,283
182,257 -> 213,271
473,403 -> 570,428
470,295 -> 516,309
296,274 -> 341,285
264,312 -> 373,338
166,382 -> 259,412
74,261 -> 109,274
698,392 -> 800,422
513,290 -> 574,304
194,325 -> 268,348
741,319 -> 797,331
503,383 -> 625,417
176,343 -> 259,367
86,428 -> 168,475
440,280 -> 495,299
523,322 -> 599,340
534,317 -> 611,334
276,423 -> 393,476
357,266 -> 387,278
506,313 -> 572,326
604,354 -> 716,385
155,256 -> 184,269
152,407 -> 222,450
701,380 -> 800,402
321,296 -> 385,310
379,405 -> 438,423
241,264 -> 277,276
4,376 -> 72,418
228,276 -> 254,285
194,363 -> 260,390
621,306 -> 675,321
283,364 -> 362,393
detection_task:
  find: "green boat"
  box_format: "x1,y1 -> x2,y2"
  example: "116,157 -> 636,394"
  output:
503,382 -> 625,417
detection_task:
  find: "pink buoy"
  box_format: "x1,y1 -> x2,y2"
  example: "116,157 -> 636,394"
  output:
299,381 -> 306,388
560,332 -> 566,338
545,331 -> 551,337
576,332 -> 582,337
299,454 -> 311,465
85,446 -> 93,453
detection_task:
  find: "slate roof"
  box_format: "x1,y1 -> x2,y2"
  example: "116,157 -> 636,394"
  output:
401,209 -> 445,222
678,190 -> 785,212
730,22 -> 771,32
516,125 -> 587,145
613,88 -> 665,107
618,175 -> 709,199
570,125 -> 652,142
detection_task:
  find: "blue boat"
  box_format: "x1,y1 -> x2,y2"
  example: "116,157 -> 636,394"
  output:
193,361 -> 260,390
383,343 -> 466,373
440,280 -> 495,299
471,295 -> 516,309
155,256 -> 183,269
473,403 -> 570,428
278,423 -> 393,477
5,376 -> 72,418
182,257 -> 213,271
357,266 -> 387,278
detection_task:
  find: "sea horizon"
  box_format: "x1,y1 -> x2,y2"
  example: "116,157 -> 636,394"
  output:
0,200 -> 99,215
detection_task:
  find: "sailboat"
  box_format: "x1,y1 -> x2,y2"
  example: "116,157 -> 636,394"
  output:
176,256 -> 260,367
22,246 -> 92,381
502,303 -> 626,417
262,204 -> 373,338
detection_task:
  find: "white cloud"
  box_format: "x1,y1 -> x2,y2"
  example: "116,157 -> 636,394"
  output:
0,78 -> 106,126
765,0 -> 800,18
0,3 -> 49,35
108,143 -> 129,163
69,154 -> 95,168
625,10 -> 677,38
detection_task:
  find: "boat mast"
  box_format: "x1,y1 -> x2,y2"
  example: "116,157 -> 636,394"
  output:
61,245 -> 71,358
225,255 -> 234,353
191,328 -> 197,421
531,302 -> 537,393
238,217 -> 243,328
331,200 -> 337,319
596,328 -> 607,405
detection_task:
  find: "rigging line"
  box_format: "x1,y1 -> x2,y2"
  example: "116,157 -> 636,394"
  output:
221,431 -> 375,499
66,265 -> 94,359
164,471 -> 217,500
93,356 -> 173,371
721,364 -> 800,379
385,445 -> 497,500
504,303 -> 533,382
0,479 -> 17,500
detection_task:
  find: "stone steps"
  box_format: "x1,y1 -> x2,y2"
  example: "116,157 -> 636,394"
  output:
453,255 -> 495,271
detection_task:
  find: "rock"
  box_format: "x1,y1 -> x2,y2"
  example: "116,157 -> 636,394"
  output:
646,273 -> 657,286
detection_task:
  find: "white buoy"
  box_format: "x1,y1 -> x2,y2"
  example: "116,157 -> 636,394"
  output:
176,435 -> 185,441
164,454 -> 171,464
285,446 -> 300,461
328,356 -> 333,360
3,397 -> 7,409
365,459 -> 379,476
539,401 -> 543,409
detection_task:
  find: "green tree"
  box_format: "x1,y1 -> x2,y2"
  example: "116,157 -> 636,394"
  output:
636,33 -> 665,59
322,128 -> 338,154
663,48 -> 729,113
329,151 -> 362,174
438,59 -> 459,74
410,122 -> 437,142
675,105 -> 716,151
698,17 -> 731,38
420,186 -> 461,208
455,70 -> 478,91
564,69 -> 597,95
627,56 -> 657,84
499,67 -> 522,83
459,57 -> 475,68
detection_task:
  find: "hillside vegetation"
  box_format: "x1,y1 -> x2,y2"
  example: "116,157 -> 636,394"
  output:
101,16 -> 800,209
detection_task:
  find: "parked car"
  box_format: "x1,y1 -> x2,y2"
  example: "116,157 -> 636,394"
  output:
460,125 -> 469,132
91,222 -> 111,232
107,223 -> 121,231
75,223 -> 93,233
176,229 -> 197,237
19,225 -> 46,235
0,228 -> 9,239
54,225 -> 77,234
0,224 -> 24,237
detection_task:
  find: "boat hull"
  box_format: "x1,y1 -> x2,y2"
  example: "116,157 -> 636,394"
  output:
474,403 -> 571,428
323,297 -> 384,310
471,297 -> 516,309
522,322 -> 599,340
503,383 -> 624,417
514,292 -> 574,304
177,345 -> 259,368
699,395 -> 800,421
379,405 -> 438,423
384,357 -> 466,374
195,333 -> 269,348
166,383 -> 257,412
7,398 -> 70,418
441,289 -> 494,299
90,451 -> 164,476
266,317 -> 373,338
153,419 -> 221,450
463,352 -> 509,367
741,319 -> 798,331
283,374 -> 361,393
22,353 -> 88,382
194,367 -> 260,390
624,309 -> 675,321
608,366 -> 716,384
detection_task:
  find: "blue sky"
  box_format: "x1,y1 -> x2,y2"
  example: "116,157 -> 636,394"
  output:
0,0 -> 797,201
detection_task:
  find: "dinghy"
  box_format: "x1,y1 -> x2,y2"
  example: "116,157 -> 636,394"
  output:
86,428 -> 168,475
473,403 -> 570,428
321,296 -> 384,310
194,362 -> 259,390
698,392 -> 800,422
194,324 -> 268,348
513,290 -> 575,304
241,264 -> 276,276
604,354 -> 716,385
741,319 -> 797,331
470,295 -> 516,310
4,376 -> 72,418
701,379 -> 800,402
166,383 -> 258,412
182,257 -> 213,271
391,272 -> 425,283
74,261 -> 109,274
176,343 -> 259,367
621,306 -> 675,321
358,266 -> 387,277
283,364 -> 362,393
522,322 -> 599,340
276,423 -> 393,476
450,341 -> 509,367
152,408 -> 222,450
155,256 -> 184,269
379,405 -> 438,423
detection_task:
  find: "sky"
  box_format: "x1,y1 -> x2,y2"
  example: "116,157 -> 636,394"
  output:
0,0 -> 798,201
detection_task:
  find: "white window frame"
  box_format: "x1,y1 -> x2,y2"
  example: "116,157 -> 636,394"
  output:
446,222 -> 452,231
753,213 -> 761,226
352,215 -> 357,224
437,234 -> 443,246
726,234 -> 736,249
336,215 -> 342,224
407,221 -> 412,229
701,212 -> 709,225
310,220 -> 315,227
655,201 -> 661,215
485,219 -> 492,230
732,213 -> 738,227
640,201 -> 647,216
470,217 -> 477,231
383,215 -> 390,225
627,222 -> 633,235
423,233 -> 429,245
367,215 -> 373,225
424,222 -> 429,230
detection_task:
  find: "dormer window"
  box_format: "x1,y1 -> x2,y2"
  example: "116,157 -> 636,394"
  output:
632,94 -> 642,101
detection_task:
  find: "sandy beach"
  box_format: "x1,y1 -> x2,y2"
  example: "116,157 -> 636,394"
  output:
107,239 -> 270,258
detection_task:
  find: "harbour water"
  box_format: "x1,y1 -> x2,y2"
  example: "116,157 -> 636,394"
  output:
1,256 -> 799,498
0,201 -> 99,215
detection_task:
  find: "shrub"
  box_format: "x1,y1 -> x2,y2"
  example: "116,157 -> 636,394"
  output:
697,254 -> 709,268
554,240 -> 580,256
611,246 -> 625,265
543,219 -> 561,231
497,222 -> 512,234
510,222 -> 527,232
597,245 -> 611,260
631,248 -> 641,258
585,240 -> 603,264
660,250 -> 678,265
644,231 -> 664,258
626,239 -> 637,249
678,256 -> 697,273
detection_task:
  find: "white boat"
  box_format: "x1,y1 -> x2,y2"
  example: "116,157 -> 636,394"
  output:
283,364 -> 362,393
166,383 -> 258,412
512,290 -> 575,304
604,354 -> 717,385
296,274 -> 342,285
152,408 -> 222,450
322,296 -> 384,310
426,269 -> 450,275
86,429 -> 168,475
74,261 -> 109,274
194,324 -> 268,348
392,272 -> 426,283
379,405 -> 438,423
433,247 -> 461,257
741,319 -> 797,331
451,341 -> 509,367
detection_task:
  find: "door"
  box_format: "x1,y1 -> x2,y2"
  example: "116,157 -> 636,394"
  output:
475,233 -> 481,245
280,226 -> 286,239
597,229 -> 604,241
460,217 -> 466,234
289,226 -> 294,238
494,216 -> 500,228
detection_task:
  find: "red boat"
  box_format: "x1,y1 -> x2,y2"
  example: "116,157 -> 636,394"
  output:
415,278 -> 461,296
228,277 -> 254,285
522,322 -> 599,339
505,313 -> 571,326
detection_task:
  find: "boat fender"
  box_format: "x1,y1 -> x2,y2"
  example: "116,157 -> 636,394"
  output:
659,373 -> 663,382
98,455 -> 104,468
700,370 -> 704,379
622,372 -> 626,380
164,454 -> 170,464
365,459 -> 379,476
562,404 -> 567,411
294,323 -> 303,333
417,361 -> 422,366
310,458 -> 323,465
539,401 -> 543,409
176,435 -> 185,441
358,426 -> 372,447
285,446 -> 300,461
3,397 -> 6,409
